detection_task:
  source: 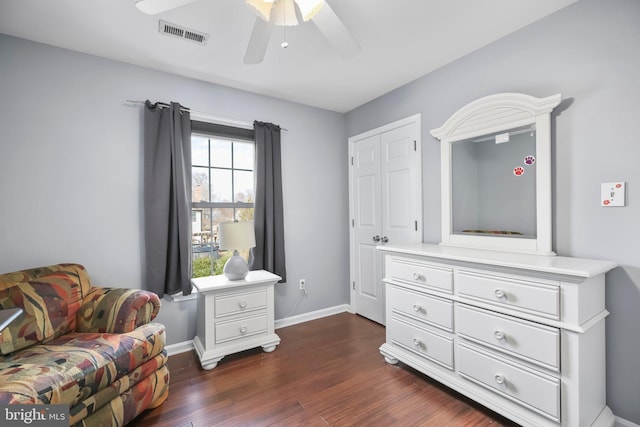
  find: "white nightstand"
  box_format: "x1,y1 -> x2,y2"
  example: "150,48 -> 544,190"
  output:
191,270 -> 281,369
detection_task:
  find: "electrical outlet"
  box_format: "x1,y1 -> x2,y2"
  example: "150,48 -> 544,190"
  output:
299,279 -> 306,290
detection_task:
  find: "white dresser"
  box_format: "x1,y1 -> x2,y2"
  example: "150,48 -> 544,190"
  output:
379,243 -> 616,427
192,270 -> 281,369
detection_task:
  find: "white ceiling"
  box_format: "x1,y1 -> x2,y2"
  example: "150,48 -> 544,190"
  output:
0,0 -> 577,113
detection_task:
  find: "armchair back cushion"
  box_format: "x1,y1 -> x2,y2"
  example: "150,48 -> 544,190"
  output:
0,264 -> 92,355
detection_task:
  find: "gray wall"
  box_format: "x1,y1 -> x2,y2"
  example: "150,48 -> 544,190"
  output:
346,0 -> 640,423
0,34 -> 350,347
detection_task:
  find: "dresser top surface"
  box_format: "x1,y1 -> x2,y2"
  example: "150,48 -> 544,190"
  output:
379,243 -> 616,278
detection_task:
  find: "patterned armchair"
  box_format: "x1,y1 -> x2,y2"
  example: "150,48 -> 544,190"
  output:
0,264 -> 169,426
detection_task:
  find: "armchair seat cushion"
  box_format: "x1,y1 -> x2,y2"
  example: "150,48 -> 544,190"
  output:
0,322 -> 166,407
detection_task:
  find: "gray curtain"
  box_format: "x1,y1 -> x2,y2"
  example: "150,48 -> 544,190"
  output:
143,101 -> 192,297
250,121 -> 286,282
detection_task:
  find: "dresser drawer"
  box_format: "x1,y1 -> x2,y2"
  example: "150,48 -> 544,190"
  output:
388,284 -> 453,331
215,288 -> 267,317
388,317 -> 454,369
215,313 -> 267,343
457,270 -> 559,319
458,343 -> 560,421
386,256 -> 453,293
457,304 -> 559,370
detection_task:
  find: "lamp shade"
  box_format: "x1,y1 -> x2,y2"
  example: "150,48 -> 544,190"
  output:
218,221 -> 256,250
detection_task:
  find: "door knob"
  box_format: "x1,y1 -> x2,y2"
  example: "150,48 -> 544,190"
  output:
381,236 -> 389,243
373,235 -> 381,242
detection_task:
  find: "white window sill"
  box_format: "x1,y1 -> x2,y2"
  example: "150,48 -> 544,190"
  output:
164,289 -> 198,303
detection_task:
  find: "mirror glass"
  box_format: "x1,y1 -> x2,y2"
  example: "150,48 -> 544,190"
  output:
451,124 -> 537,240
431,93 -> 561,255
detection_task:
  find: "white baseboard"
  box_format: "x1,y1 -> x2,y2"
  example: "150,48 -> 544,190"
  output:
165,304 -> 350,356
274,304 -> 350,329
616,416 -> 640,427
165,340 -> 194,356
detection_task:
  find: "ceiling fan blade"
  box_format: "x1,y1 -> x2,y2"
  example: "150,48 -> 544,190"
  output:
312,1 -> 361,59
134,0 -> 199,15
244,17 -> 275,64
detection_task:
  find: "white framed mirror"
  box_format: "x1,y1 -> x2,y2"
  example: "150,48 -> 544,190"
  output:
431,93 -> 561,255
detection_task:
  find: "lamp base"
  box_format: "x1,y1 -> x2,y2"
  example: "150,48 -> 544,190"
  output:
223,250 -> 249,280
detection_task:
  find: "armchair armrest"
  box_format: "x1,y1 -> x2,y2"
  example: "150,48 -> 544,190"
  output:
76,287 -> 161,334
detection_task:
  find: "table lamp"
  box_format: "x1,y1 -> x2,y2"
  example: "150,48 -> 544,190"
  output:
218,220 -> 256,280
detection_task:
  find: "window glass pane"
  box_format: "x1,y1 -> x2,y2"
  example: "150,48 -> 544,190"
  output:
237,207 -> 254,222
234,141 -> 255,170
210,139 -> 232,168
210,169 -> 232,202
192,136 -> 209,166
192,167 -> 209,202
192,207 -> 239,278
234,170 -> 254,203
211,207 -> 235,228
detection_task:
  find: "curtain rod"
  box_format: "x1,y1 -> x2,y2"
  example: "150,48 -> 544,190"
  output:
125,100 -> 287,132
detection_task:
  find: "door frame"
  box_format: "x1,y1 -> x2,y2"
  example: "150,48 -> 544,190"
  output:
348,113 -> 423,319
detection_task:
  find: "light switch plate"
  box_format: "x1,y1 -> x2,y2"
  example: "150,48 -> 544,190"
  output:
601,182 -> 626,206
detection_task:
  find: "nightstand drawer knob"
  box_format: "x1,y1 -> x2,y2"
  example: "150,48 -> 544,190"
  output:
239,301 -> 247,309
413,273 -> 425,282
413,338 -> 421,346
413,304 -> 422,312
240,326 -> 248,334
494,330 -> 506,340
494,289 -> 505,299
494,374 -> 506,385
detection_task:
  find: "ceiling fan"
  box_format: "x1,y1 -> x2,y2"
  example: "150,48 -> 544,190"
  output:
134,0 -> 361,64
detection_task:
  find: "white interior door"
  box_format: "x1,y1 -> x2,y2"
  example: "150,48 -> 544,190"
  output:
352,134 -> 384,324
350,115 -> 422,325
381,121 -> 421,244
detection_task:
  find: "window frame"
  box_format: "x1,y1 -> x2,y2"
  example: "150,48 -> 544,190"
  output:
190,118 -> 256,280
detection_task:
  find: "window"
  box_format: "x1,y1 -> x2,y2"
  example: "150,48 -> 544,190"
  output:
191,121 -> 255,278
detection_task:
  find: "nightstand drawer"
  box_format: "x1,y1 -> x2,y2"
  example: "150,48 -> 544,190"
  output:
215,313 -> 267,343
215,289 -> 267,317
387,256 -> 453,293
457,304 -> 559,370
458,343 -> 560,422
457,270 -> 559,319
388,317 -> 454,369
388,284 -> 453,331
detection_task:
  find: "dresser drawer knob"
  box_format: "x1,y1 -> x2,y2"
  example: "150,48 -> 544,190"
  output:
494,330 -> 506,340
494,374 -> 506,385
240,326 -> 248,335
413,273 -> 425,282
413,338 -> 421,347
494,289 -> 506,299
239,301 -> 247,309
413,304 -> 422,312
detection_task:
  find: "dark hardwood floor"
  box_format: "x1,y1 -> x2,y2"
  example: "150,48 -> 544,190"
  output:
132,313 -> 519,426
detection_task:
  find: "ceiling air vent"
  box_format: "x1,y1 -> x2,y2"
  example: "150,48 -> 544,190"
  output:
159,20 -> 208,45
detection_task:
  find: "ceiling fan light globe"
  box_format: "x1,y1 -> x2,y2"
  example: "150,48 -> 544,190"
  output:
295,0 -> 324,21
246,0 -> 273,21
